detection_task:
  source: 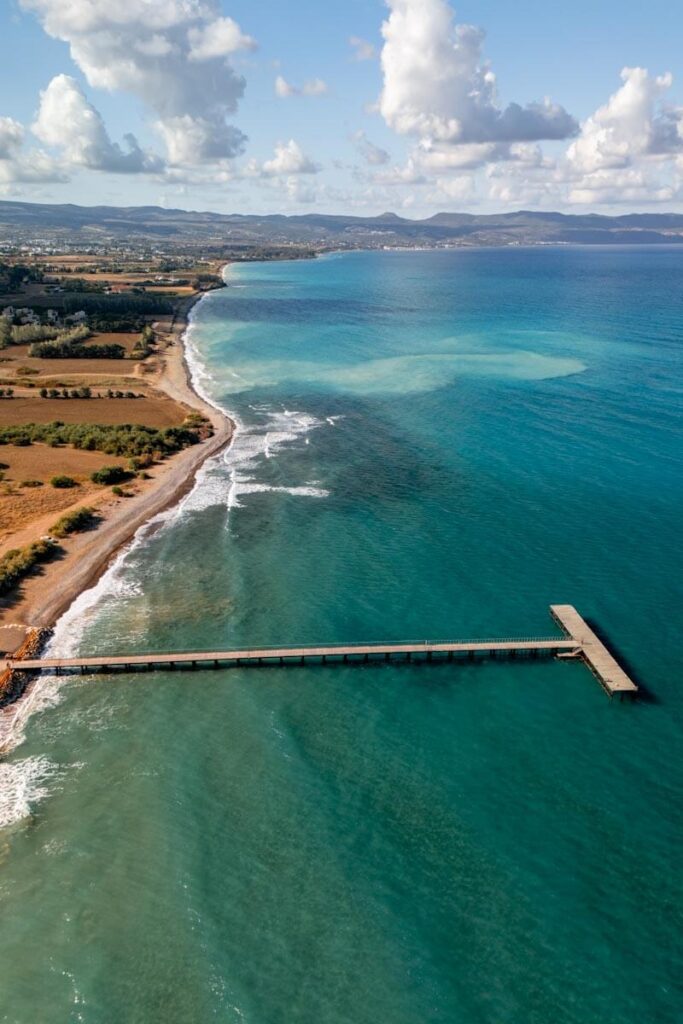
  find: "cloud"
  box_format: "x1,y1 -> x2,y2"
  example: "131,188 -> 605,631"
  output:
285,176 -> 317,204
567,168 -> 676,205
33,75 -> 164,173
20,0 -> 253,164
247,139 -> 321,178
0,114 -> 66,185
379,0 -> 577,148
349,36 -> 376,61
0,118 -> 25,160
434,175 -> 477,201
416,141 -> 504,171
188,16 -> 256,61
370,157 -> 427,186
567,67 -> 682,174
275,75 -> 328,98
353,130 -> 390,165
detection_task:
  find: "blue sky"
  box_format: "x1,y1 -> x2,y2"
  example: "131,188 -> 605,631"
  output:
1,0 -> 682,216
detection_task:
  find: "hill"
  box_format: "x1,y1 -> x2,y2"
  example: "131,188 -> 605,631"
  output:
2,200 -> 683,249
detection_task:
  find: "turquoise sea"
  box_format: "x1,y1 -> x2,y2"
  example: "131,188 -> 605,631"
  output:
1,247 -> 682,1023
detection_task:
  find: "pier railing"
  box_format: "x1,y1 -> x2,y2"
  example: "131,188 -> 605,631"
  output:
66,635 -> 571,658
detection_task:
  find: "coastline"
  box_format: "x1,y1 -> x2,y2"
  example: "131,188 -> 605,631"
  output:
0,278 -> 234,647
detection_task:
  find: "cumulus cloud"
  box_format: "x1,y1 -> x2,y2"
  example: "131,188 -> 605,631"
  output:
275,75 -> 328,98
567,67 -> 682,174
417,141 -> 504,171
20,0 -> 253,164
349,36 -> 376,61
247,140 -> 321,178
188,16 -> 256,61
379,0 -> 577,149
33,75 -> 164,173
353,130 -> 390,165
370,157 -> 427,186
0,118 -> 25,160
0,114 -> 66,186
568,168 -> 676,205
435,175 -> 477,201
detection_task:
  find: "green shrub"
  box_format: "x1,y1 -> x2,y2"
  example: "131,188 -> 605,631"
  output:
91,465 -> 134,485
0,539 -> 57,595
111,485 -> 125,496
20,479 -> 43,488
129,453 -> 154,471
50,475 -> 77,489
49,507 -> 98,538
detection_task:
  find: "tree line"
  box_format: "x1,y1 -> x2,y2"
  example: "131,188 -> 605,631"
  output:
0,421 -> 203,457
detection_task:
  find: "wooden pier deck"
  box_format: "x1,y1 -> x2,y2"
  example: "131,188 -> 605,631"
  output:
2,606 -> 638,698
550,605 -> 638,697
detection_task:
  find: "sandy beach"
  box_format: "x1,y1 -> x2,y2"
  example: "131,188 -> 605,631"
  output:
0,286 -> 233,653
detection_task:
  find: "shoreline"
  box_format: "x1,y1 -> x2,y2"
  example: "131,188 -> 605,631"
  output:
0,277 -> 234,648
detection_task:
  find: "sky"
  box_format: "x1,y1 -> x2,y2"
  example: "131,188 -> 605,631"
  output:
1,0 -> 683,217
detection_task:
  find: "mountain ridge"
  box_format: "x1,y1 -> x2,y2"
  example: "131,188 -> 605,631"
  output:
2,199 -> 683,247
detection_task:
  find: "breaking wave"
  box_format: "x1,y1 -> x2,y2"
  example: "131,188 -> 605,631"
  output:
0,756 -> 59,829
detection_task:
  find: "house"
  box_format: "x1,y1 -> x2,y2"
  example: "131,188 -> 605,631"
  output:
15,307 -> 39,325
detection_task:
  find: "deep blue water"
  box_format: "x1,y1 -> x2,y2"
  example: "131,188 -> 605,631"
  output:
1,247 -> 681,1024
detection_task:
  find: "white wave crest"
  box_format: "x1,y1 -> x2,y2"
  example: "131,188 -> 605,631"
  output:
0,756 -> 58,828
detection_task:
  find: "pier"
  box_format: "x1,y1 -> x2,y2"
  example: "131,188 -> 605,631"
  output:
2,606 -> 638,698
550,605 -> 638,697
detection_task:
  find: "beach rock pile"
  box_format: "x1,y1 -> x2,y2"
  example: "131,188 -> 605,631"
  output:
0,627 -> 53,707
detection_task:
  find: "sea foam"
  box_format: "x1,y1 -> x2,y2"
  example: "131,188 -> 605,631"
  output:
0,755 -> 58,829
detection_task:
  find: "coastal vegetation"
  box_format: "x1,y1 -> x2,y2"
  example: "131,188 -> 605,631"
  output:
132,324 -> 155,358
0,506 -> 101,595
63,294 -> 173,319
0,422 -> 203,457
49,507 -> 99,538
40,387 -> 93,399
0,539 -> 55,595
91,466 -> 134,485
30,338 -> 124,359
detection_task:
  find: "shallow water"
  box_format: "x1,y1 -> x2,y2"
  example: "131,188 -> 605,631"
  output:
1,248 -> 682,1023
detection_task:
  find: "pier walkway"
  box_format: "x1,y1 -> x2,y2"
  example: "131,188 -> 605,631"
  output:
550,605 -> 638,697
3,606 -> 638,698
